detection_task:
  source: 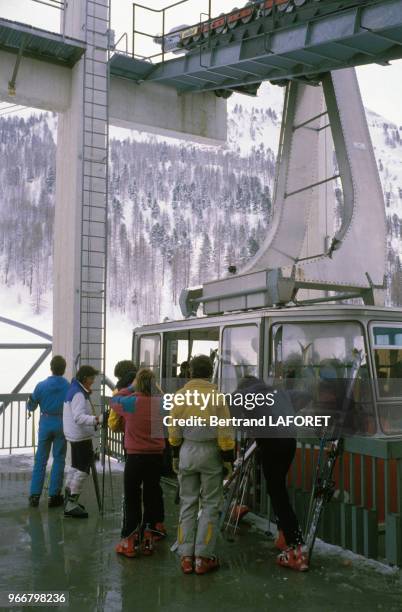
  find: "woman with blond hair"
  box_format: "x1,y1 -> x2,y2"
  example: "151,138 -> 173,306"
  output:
110,368 -> 165,558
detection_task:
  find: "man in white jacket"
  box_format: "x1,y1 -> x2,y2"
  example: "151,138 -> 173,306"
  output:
63,365 -> 103,518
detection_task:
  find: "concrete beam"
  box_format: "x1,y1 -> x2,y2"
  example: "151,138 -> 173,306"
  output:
0,49 -> 70,111
109,76 -> 227,145
0,48 -> 227,145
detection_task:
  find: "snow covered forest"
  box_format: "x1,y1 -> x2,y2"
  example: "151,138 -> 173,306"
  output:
1,85 -> 402,325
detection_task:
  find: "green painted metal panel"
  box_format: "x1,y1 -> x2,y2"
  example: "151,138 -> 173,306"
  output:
363,508 -> 379,559
340,502 -> 353,551
352,506 -> 365,554
385,513 -> 402,565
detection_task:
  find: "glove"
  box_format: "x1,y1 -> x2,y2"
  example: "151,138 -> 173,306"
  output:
223,461 -> 233,480
95,413 -> 104,427
172,457 -> 180,474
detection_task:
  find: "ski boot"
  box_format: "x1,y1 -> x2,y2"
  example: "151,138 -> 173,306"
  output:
64,493 -> 88,519
141,525 -> 154,556
180,556 -> 194,574
274,530 -> 287,551
153,522 -> 167,541
276,545 -> 309,572
115,531 -> 139,558
194,556 -> 220,575
232,504 -> 250,522
29,494 -> 40,508
48,494 -> 64,508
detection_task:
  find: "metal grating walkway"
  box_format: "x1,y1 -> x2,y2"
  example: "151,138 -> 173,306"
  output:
0,17 -> 85,67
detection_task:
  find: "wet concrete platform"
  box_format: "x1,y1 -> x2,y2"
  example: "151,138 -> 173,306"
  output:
1,455 -> 402,612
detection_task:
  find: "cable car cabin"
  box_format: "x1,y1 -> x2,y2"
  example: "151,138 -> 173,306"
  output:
132,304 -> 402,438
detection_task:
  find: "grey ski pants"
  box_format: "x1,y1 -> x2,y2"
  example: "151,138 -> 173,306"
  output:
177,439 -> 223,558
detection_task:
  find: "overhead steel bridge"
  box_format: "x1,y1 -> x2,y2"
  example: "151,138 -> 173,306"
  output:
2,0 -> 402,95
110,0 -> 402,94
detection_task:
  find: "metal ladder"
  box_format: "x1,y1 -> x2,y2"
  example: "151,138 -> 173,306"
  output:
80,0 -> 110,408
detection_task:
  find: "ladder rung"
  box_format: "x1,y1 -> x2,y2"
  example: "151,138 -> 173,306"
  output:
85,71 -> 107,80
88,12 -> 109,22
84,144 -> 107,152
82,218 -> 105,225
84,115 -> 107,122
84,129 -> 106,137
84,84 -> 108,95
84,99 -> 108,108
87,0 -> 109,8
82,204 -> 107,211
83,160 -> 107,167
80,310 -> 104,315
84,56 -> 107,65
85,28 -> 107,35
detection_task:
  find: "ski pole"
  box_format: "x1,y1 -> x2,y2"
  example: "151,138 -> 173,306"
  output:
100,400 -> 108,514
31,410 -> 36,457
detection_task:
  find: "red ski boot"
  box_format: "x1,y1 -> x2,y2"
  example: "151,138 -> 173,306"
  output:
274,530 -> 287,551
153,522 -> 167,542
115,532 -> 139,558
194,556 -> 220,575
232,504 -> 250,522
276,545 -> 309,572
180,556 -> 194,574
141,526 -> 154,556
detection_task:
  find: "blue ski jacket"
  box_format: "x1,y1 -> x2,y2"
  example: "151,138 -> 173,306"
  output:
27,375 -> 70,417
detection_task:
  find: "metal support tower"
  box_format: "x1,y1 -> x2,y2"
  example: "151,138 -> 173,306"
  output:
54,0 -> 109,410
181,68 -> 387,316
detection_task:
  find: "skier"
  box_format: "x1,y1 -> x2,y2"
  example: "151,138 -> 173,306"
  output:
63,365 -> 103,518
108,360 -> 137,433
235,375 -> 309,572
169,355 -> 235,575
111,368 -> 166,557
27,355 -> 69,508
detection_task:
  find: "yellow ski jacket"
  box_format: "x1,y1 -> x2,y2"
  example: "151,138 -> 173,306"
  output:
168,378 -> 235,452
108,387 -> 124,432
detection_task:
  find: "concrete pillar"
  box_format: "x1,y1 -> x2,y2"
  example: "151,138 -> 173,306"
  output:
54,0 -> 109,409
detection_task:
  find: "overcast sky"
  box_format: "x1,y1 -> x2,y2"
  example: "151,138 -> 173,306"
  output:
1,0 -> 402,126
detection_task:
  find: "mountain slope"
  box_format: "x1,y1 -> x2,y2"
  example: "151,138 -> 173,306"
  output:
0,84 -> 402,326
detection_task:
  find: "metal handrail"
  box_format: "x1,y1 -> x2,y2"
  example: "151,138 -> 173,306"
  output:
132,0 -> 212,63
114,31 -> 128,54
31,0 -> 65,9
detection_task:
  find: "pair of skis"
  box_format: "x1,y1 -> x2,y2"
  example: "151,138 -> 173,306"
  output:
303,348 -> 362,561
219,438 -> 257,540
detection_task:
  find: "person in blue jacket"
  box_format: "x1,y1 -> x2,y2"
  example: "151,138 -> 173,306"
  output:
27,355 -> 69,508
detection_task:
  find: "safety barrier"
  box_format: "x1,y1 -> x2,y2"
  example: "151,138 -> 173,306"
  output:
0,394 -> 38,454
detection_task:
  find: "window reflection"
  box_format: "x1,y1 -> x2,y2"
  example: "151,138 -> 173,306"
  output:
221,325 -> 258,392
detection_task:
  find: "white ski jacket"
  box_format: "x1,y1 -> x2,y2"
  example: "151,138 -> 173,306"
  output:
63,379 -> 98,442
